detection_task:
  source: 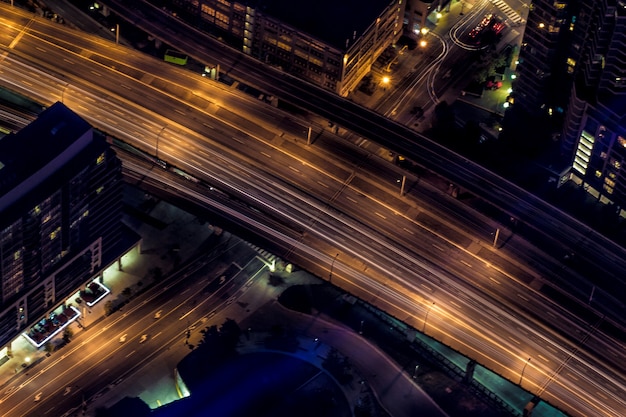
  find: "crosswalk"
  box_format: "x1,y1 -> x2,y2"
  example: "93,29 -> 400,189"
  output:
247,243 -> 277,269
491,0 -> 524,25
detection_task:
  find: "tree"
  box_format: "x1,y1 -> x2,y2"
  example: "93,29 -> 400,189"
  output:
122,287 -> 132,297
44,342 -> 55,354
62,327 -> 74,343
150,266 -> 163,282
219,318 -> 241,349
104,300 -> 115,316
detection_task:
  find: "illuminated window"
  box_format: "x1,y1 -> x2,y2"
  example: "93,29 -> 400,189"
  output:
96,186 -> 104,194
595,170 -> 602,178
50,227 -> 61,240
618,136 -> 626,147
539,22 -> 545,28
603,184 -> 614,194
605,178 -> 616,187
96,152 -> 105,165
201,5 -> 215,17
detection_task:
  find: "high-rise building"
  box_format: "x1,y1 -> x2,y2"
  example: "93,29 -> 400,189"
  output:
563,1 -> 626,214
512,0 -> 626,215
513,0 -> 587,117
0,102 -> 124,349
162,0 -> 405,96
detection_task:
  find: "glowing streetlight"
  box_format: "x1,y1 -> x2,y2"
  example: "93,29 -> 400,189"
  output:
381,75 -> 390,85
436,12 -> 442,19
420,27 -> 429,35
419,40 -> 427,48
111,24 -> 119,44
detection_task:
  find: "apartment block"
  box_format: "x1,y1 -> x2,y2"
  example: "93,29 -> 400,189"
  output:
0,102 -> 124,349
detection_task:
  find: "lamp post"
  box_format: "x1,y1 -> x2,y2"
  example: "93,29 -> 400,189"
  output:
156,126 -> 166,160
111,24 -> 119,44
520,357 -> 531,385
329,253 -> 339,283
61,83 -> 68,103
423,302 -> 435,332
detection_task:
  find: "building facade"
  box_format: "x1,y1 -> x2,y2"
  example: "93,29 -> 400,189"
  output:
511,0 -> 626,214
164,0 -> 405,96
512,0 -> 588,117
0,103 -> 124,349
561,1 -> 626,214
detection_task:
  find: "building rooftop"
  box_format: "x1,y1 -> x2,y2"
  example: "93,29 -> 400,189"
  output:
249,0 -> 393,50
0,102 -> 93,213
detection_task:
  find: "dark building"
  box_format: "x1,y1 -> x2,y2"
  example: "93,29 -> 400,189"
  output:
513,0 -> 586,117
563,1 -> 626,215
511,0 -> 626,216
156,0 -> 405,96
0,102 -> 124,350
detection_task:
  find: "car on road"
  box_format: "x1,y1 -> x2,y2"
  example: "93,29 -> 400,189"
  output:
468,14 -> 506,44
154,310 -> 162,319
139,334 -> 149,344
119,333 -> 127,343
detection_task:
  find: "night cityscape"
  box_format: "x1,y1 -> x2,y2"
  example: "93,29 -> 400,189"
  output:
0,0 -> 624,416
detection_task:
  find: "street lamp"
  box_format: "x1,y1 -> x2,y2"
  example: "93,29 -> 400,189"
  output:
111,24 -> 119,44
156,126 -> 166,160
329,253 -> 339,283
422,302 -> 435,332
520,357 -> 531,385
61,83 -> 69,103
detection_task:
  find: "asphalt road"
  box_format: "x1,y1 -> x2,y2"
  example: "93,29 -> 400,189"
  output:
0,5 -> 624,416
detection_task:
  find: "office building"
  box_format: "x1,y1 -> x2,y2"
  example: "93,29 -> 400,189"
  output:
163,0 -> 405,96
0,102 -> 124,350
